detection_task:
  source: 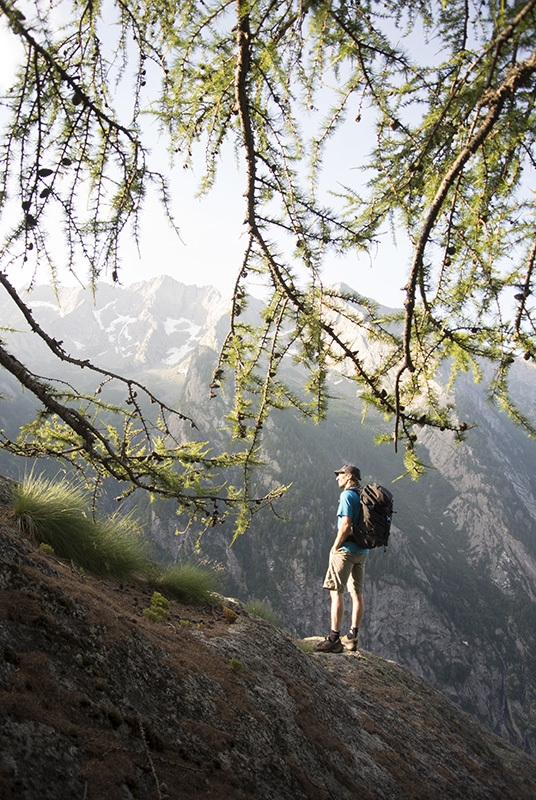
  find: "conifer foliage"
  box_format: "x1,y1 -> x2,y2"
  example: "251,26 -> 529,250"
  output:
1,1 -> 535,524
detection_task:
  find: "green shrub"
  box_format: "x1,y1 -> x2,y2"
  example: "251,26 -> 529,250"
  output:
245,599 -> 279,626
89,511 -> 151,580
153,563 -> 219,605
12,474 -> 151,580
11,475 -> 221,604
142,591 -> 170,622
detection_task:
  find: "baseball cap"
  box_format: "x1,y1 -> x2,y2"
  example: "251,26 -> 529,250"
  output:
334,464 -> 361,481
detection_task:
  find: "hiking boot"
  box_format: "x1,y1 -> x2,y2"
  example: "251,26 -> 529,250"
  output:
342,632 -> 358,651
313,636 -> 343,653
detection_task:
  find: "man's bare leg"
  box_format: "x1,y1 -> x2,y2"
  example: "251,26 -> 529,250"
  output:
330,590 -> 345,632
350,591 -> 364,630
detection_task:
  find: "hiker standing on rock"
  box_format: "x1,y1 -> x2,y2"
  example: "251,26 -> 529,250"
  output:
314,464 -> 368,653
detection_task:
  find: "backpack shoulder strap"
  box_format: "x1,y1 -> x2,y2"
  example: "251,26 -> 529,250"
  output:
347,486 -> 362,524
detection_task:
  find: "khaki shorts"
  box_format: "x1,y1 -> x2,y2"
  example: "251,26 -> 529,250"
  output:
323,548 -> 368,595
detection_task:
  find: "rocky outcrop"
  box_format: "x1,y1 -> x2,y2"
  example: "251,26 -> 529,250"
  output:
1,509 -> 536,800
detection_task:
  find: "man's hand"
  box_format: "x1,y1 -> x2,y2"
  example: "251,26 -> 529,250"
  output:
333,515 -> 353,550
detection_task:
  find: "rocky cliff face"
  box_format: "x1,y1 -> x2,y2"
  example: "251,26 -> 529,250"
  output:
1,508 -> 536,800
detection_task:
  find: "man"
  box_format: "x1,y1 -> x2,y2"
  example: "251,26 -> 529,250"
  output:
314,464 -> 368,653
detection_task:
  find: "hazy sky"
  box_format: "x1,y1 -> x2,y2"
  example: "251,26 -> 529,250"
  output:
112,125 -> 409,309
0,10 -> 408,310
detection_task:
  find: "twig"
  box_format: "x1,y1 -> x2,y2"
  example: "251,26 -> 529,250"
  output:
138,716 -> 163,800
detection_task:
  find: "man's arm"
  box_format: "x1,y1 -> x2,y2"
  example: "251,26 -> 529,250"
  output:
333,515 -> 353,550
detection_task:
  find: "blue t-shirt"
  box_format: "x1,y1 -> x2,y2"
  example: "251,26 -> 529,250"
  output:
337,487 -> 369,554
